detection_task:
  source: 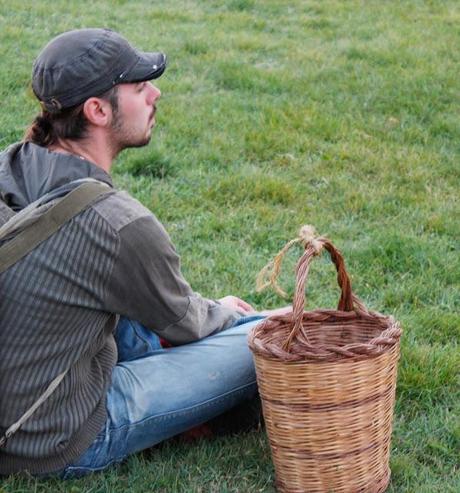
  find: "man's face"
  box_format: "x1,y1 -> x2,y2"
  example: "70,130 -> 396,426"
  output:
109,81 -> 161,152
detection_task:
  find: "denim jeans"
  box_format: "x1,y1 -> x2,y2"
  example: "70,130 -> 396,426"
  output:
60,315 -> 264,478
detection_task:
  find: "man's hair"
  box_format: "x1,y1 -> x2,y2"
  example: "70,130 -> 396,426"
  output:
23,86 -> 119,147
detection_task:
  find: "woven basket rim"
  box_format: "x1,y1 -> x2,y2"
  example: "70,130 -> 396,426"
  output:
248,308 -> 402,362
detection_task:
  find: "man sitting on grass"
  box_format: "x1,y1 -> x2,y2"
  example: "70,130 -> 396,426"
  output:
0,28 -> 288,478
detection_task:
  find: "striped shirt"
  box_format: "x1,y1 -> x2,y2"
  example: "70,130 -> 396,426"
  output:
0,142 -> 240,474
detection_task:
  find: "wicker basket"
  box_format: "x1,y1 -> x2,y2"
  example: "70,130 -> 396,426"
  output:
248,234 -> 402,493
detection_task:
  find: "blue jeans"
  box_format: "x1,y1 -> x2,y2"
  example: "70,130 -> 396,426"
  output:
60,315 -> 264,478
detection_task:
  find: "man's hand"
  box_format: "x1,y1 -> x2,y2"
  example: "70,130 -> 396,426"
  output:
218,295 -> 255,314
218,296 -> 292,317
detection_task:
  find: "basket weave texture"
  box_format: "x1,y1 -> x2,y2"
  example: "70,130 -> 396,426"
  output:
248,236 -> 402,493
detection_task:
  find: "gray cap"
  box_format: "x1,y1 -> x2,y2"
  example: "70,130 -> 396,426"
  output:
32,28 -> 167,113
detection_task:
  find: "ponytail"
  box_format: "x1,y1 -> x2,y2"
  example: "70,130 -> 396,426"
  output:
23,112 -> 56,147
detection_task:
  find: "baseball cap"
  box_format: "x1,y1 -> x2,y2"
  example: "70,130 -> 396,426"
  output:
32,28 -> 167,113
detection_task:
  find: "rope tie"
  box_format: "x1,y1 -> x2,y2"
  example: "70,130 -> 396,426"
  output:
256,224 -> 322,298
298,225 -> 322,253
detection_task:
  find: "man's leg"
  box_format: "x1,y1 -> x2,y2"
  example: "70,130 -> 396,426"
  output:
61,316 -> 264,477
114,317 -> 163,362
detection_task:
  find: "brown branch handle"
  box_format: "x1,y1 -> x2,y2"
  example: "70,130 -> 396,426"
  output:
283,238 -> 356,351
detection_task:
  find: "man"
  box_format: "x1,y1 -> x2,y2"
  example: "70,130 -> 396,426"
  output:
0,28 -> 287,477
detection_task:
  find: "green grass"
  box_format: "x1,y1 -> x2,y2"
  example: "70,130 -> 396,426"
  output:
0,0 -> 459,491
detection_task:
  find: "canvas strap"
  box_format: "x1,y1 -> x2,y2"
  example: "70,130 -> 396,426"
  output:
0,181 -> 113,448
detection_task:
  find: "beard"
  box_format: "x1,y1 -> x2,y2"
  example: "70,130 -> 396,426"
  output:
110,106 -> 155,154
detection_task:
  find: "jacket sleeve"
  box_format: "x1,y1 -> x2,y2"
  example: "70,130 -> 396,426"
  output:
103,214 -> 242,345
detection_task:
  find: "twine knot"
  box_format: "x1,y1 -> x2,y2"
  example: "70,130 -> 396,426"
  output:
299,225 -> 316,243
298,225 -> 322,253
256,224 -> 323,298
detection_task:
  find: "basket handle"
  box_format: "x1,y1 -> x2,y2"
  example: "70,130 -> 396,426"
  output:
283,237 -> 361,351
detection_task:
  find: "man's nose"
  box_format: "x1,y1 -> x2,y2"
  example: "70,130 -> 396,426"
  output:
147,82 -> 161,104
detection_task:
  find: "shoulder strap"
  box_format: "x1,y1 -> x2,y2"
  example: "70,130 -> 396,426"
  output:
0,181 -> 113,448
0,181 -> 113,274
0,370 -> 67,448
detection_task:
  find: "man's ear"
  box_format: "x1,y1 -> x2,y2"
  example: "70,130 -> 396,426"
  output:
82,97 -> 113,127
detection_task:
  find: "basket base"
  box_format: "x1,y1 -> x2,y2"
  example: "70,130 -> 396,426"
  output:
275,469 -> 390,493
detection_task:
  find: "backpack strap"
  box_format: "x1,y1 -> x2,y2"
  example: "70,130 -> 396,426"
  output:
0,181 -> 113,274
0,371 -> 67,448
0,180 -> 114,449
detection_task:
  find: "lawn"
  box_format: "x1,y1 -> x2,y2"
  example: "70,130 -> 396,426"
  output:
0,0 -> 459,491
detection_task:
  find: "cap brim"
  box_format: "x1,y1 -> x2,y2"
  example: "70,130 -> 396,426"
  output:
124,52 -> 167,82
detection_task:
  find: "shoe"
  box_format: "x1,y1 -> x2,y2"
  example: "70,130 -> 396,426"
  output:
207,394 -> 264,436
